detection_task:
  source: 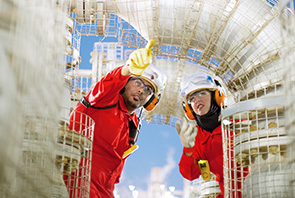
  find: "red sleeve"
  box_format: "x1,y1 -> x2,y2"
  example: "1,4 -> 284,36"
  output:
84,65 -> 131,106
178,147 -> 201,181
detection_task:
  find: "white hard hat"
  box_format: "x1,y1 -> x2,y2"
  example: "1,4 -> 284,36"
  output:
180,72 -> 218,103
139,64 -> 167,95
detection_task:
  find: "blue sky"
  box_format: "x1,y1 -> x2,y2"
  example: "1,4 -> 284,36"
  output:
79,36 -> 186,197
117,121 -> 184,196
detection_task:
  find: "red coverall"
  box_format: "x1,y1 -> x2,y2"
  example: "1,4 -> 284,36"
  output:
65,66 -> 138,198
179,125 -> 246,198
179,125 -> 224,197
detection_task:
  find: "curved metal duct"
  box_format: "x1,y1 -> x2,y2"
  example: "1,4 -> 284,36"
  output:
112,0 -> 282,92
105,0 -> 283,127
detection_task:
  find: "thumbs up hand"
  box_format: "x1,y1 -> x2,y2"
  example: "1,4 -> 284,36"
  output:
127,40 -> 155,75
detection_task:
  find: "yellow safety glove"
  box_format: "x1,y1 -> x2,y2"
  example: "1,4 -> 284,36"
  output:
127,40 -> 155,75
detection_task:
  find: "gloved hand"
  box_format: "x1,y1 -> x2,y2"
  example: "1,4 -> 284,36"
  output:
175,117 -> 198,148
127,39 -> 155,75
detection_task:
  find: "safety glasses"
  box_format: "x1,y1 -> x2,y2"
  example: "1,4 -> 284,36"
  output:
188,89 -> 211,103
130,78 -> 154,96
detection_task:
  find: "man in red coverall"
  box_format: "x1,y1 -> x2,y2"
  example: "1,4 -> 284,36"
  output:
175,72 -> 226,197
65,40 -> 167,198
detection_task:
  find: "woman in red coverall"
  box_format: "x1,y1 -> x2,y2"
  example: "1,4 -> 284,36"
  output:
64,40 -> 167,198
175,72 -> 227,197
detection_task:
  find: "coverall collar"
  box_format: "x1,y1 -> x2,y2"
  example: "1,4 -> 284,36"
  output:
198,125 -> 222,145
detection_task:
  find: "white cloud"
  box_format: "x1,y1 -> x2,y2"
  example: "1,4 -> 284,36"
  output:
117,147 -> 178,197
159,148 -> 177,181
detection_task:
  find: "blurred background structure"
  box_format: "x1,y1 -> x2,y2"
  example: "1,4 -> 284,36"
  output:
1,0 -> 295,197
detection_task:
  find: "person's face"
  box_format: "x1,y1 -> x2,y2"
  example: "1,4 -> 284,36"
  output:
122,78 -> 154,112
188,89 -> 211,116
